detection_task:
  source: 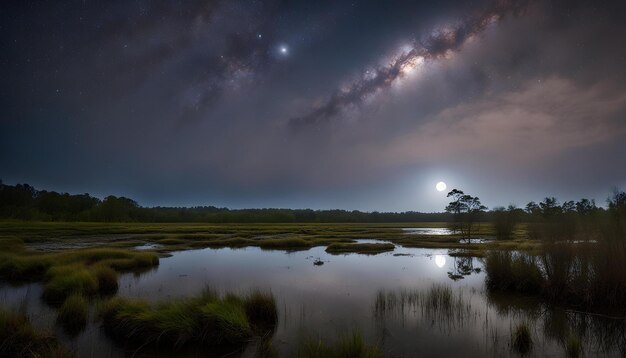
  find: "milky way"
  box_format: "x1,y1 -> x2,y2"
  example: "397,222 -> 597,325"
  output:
289,0 -> 529,128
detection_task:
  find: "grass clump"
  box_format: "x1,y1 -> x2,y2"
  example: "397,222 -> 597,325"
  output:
0,308 -> 72,357
565,334 -> 582,358
43,265 -> 99,303
298,331 -> 383,358
243,290 -> 278,333
92,264 -> 119,295
511,323 -> 533,356
57,294 -> 89,335
98,289 -> 277,349
0,253 -> 51,282
325,243 -> 394,255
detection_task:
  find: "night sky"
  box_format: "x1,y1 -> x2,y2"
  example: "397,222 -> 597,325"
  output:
1,0 -> 625,211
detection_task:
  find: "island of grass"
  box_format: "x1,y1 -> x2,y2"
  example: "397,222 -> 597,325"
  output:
99,289 -> 277,350
325,242 -> 395,255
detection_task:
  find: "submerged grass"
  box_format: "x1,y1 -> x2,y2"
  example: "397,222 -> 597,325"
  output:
297,331 -> 383,358
0,307 -> 72,357
98,289 -> 277,349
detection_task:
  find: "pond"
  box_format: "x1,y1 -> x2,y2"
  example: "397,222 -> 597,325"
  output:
1,244 -> 623,357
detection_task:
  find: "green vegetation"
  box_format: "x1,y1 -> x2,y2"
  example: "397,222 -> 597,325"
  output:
98,289 -> 277,349
57,294 -> 89,335
297,331 -> 383,358
511,323 -> 533,355
325,243 -> 395,254
0,308 -> 72,357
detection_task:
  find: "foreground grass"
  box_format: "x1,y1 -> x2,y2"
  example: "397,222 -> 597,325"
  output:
0,308 -> 72,357
98,289 -> 277,349
298,331 -> 383,358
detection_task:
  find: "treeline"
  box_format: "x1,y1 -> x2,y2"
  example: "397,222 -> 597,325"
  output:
0,183 -> 451,223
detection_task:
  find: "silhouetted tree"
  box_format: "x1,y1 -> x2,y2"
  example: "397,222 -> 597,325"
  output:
446,189 -> 487,242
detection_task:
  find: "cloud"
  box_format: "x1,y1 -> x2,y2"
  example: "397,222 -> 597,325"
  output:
378,77 -> 626,168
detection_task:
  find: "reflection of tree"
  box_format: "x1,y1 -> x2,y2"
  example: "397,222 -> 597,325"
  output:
447,256 -> 480,281
486,291 -> 626,356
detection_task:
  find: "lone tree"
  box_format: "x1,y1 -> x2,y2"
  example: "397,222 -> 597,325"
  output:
446,189 -> 487,243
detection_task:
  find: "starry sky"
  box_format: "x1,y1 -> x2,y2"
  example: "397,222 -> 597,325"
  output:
1,0 -> 626,212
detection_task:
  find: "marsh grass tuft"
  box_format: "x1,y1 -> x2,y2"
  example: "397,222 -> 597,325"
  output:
297,331 -> 383,358
43,264 -> 99,303
511,322 -> 533,356
0,307 -> 72,357
244,290 -> 278,333
57,294 -> 89,335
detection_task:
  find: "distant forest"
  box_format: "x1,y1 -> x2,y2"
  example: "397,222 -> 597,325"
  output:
0,182 -> 453,223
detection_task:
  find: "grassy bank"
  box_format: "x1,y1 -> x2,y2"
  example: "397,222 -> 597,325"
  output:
98,289 -> 277,349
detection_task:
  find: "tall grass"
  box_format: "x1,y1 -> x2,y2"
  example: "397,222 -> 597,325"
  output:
98,289 -> 277,349
0,308 -> 72,357
297,331 -> 383,358
374,284 -> 473,330
485,202 -> 626,309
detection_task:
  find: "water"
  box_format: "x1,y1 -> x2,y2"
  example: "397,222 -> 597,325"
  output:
1,245 -> 623,357
402,227 -> 454,235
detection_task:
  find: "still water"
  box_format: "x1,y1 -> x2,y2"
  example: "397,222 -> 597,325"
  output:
1,244 -> 624,357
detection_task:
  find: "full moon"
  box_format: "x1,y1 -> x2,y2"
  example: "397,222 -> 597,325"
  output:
436,181 -> 447,192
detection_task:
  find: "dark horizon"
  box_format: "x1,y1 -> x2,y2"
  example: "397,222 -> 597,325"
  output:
2,0 -> 626,212
0,180 -> 617,215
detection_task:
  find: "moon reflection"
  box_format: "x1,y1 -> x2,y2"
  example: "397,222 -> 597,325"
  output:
435,255 -> 446,268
